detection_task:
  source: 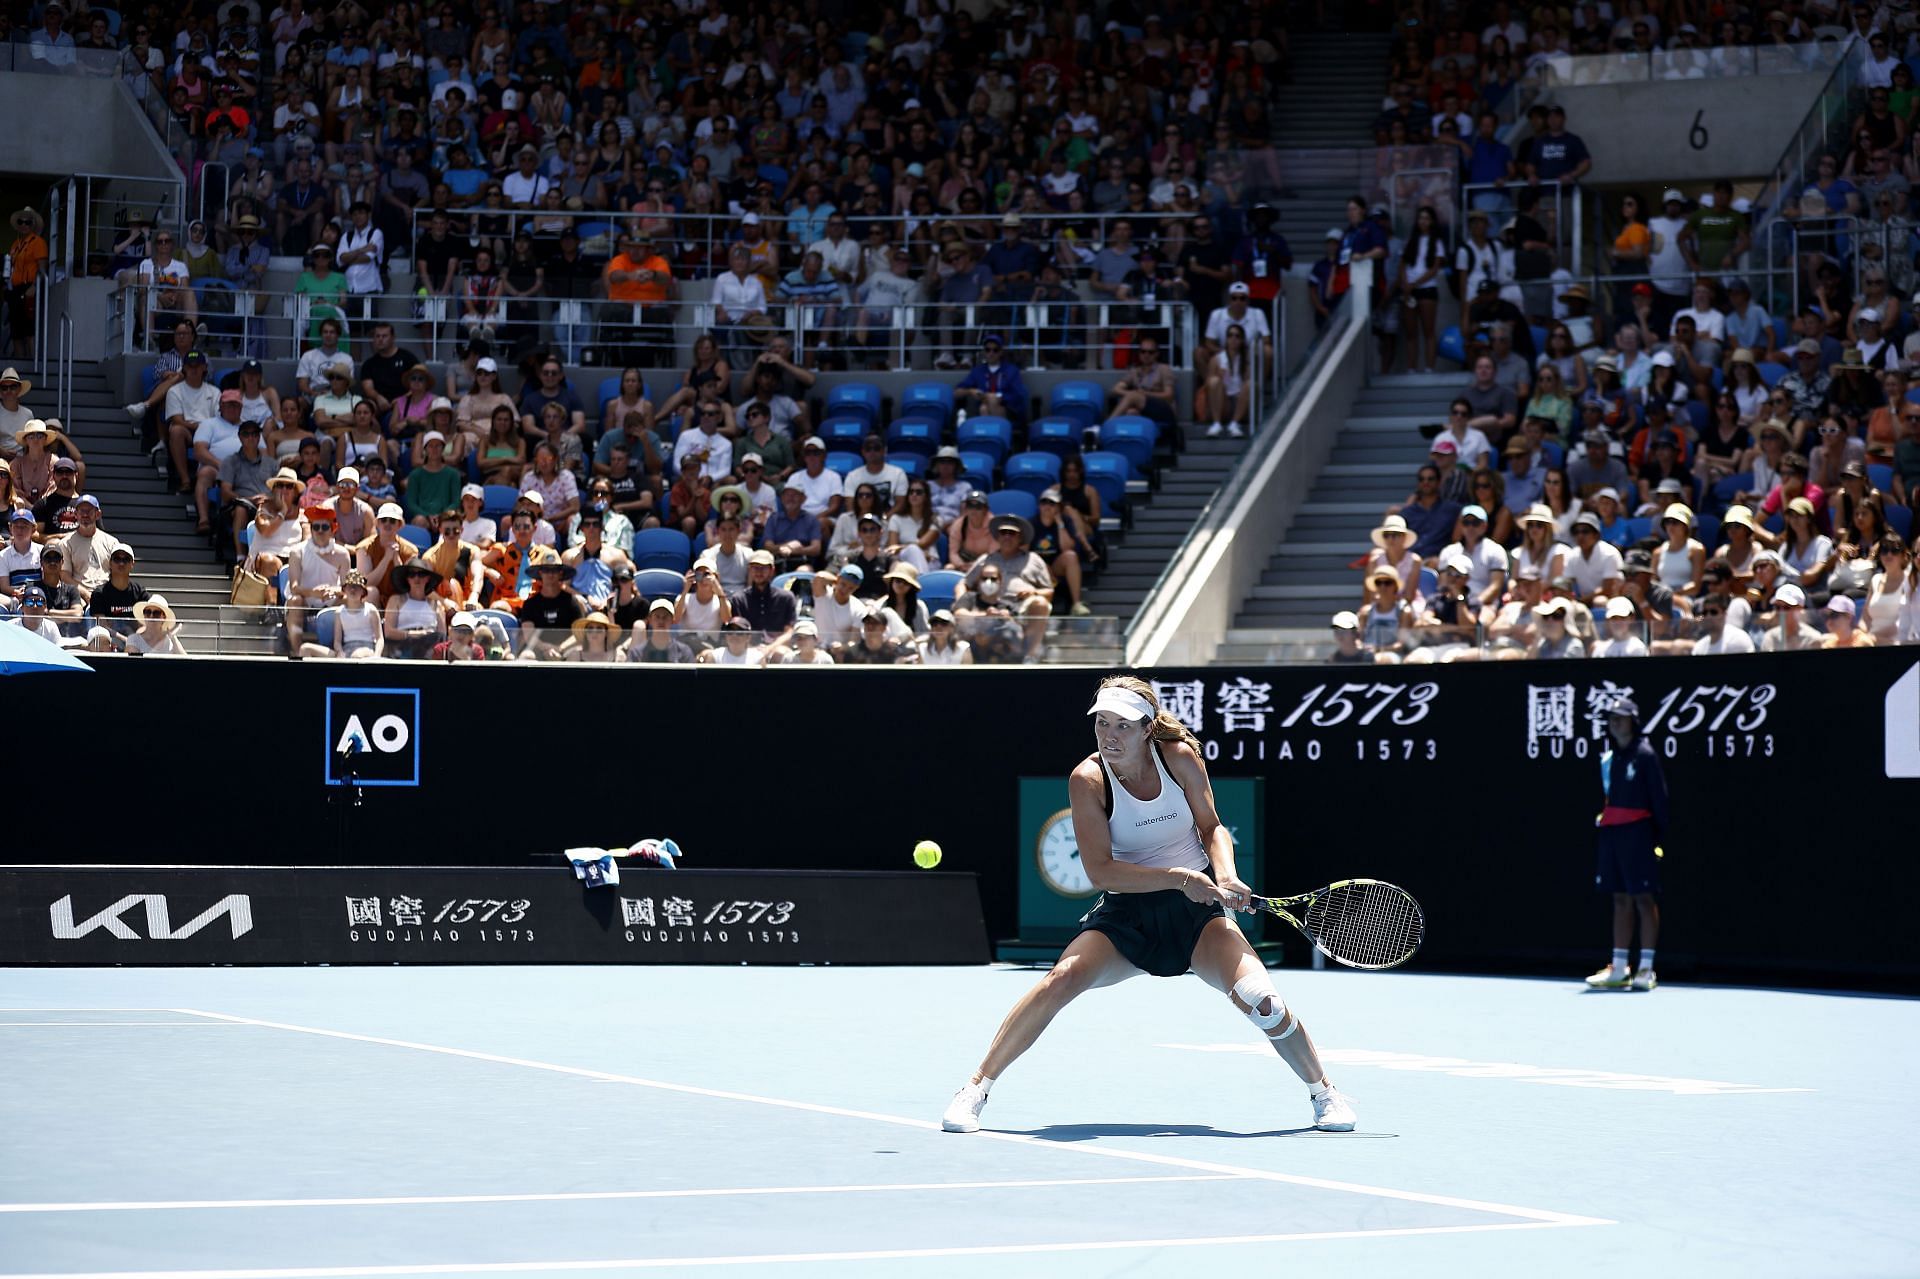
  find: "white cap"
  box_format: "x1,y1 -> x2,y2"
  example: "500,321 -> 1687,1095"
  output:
1650,350 -> 1676,367
377,501 -> 406,521
1663,188 -> 1685,203
450,611 -> 477,630
476,357 -> 499,373
1228,281 -> 1251,296
1605,596 -> 1635,619
1775,583 -> 1807,607
1859,307 -> 1882,325
1324,227 -> 1343,240
461,483 -> 485,500
336,466 -> 362,485
1461,503 -> 1489,521
501,88 -> 521,109
1331,610 -> 1360,630
1087,685 -> 1155,723
1445,552 -> 1473,575
421,430 -> 447,446
742,211 -> 761,226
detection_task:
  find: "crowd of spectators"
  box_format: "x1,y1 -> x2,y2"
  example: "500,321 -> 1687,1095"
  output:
54,0 -> 1313,399
0,366 -> 180,653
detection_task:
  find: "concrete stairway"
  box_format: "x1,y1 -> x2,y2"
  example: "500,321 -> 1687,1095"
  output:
1222,371 -> 1454,658
54,362 -> 275,654
1265,34 -> 1395,260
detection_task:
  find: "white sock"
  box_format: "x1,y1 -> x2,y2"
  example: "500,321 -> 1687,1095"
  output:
1637,949 -> 1655,973
976,1074 -> 996,1093
1310,1079 -> 1335,1100
1611,948 -> 1630,972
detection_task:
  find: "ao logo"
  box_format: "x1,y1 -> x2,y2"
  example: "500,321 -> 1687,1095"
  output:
336,713 -> 410,755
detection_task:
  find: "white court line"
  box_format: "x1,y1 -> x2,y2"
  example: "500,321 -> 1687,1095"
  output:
0,1021 -> 247,1027
0,1174 -> 1240,1215
0,1220 -> 1582,1278
167,1008 -> 1613,1230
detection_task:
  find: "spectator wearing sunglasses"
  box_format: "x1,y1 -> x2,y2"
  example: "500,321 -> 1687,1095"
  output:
954,336 -> 1029,429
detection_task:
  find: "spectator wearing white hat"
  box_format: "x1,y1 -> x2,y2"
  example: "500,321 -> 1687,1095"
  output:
699,615 -> 769,665
356,501 -> 420,604
1646,189 -> 1693,333
1439,503 -> 1509,609
1364,513 -> 1422,604
453,484 -> 497,549
1529,596 -> 1586,659
620,599 -> 697,664
1356,566 -> 1408,662
1691,586 -> 1755,655
1564,511 -> 1625,602
1818,595 -> 1875,649
1402,553 -> 1482,663
125,594 -> 187,656
1760,583 -> 1822,651
915,610 -> 972,665
1488,565 -> 1546,650
1326,611 -> 1367,664
404,431 -> 462,526
1592,597 -> 1650,658
765,616 -> 836,665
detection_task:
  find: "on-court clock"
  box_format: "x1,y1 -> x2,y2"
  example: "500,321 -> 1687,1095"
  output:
1035,808 -> 1098,897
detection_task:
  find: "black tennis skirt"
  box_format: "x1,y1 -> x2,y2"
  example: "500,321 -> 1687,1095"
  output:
1077,870 -> 1225,977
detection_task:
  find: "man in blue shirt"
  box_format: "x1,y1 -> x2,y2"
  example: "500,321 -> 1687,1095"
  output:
1526,105 -> 1592,186
955,335 -> 1029,428
933,243 -> 994,370
1466,112 -> 1514,214
1396,465 -> 1462,558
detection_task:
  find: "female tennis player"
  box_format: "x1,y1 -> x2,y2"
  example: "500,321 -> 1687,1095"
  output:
941,676 -> 1357,1134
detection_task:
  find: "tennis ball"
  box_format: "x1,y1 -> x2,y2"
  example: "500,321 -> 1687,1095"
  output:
913,839 -> 943,869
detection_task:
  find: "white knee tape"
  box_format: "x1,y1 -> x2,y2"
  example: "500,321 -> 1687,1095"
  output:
1231,974 -> 1293,1037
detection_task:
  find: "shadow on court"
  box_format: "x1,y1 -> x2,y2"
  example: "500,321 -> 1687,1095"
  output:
1006,1122 -> 1399,1140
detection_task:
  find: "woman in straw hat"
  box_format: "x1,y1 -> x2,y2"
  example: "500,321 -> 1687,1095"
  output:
1511,502 -> 1566,589
7,207 -> 47,360
1363,512 -> 1422,603
565,611 -> 619,663
1711,505 -> 1762,579
126,595 -> 188,656
1654,502 -> 1705,599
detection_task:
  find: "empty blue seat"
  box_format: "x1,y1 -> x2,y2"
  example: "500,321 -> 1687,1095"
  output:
1003,451 -> 1062,496
1099,417 -> 1157,472
1757,362 -> 1786,388
888,452 -> 926,479
898,381 -> 955,428
820,416 -> 868,450
1417,567 -> 1438,597
824,450 -> 861,476
825,383 -> 883,430
1694,513 -> 1721,553
1438,325 -> 1467,366
987,489 -> 1038,521
1621,516 -> 1654,543
1081,451 -> 1133,509
1048,381 -> 1105,430
1684,401 -> 1708,435
1028,417 -> 1081,461
1869,463 -> 1895,492
919,569 -> 964,613
632,568 -> 687,601
886,417 -> 939,457
399,525 -> 432,551
1888,504 -> 1914,540
482,484 -> 519,519
1528,324 -> 1548,355
631,528 -> 693,571
957,416 -> 1013,465
957,449 -> 997,491
311,606 -> 340,651
1709,472 -> 1752,515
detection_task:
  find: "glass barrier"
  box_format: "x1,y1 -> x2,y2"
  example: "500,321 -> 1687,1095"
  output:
1523,37 -> 1852,94
106,607 -> 1122,665
114,284 -> 1202,377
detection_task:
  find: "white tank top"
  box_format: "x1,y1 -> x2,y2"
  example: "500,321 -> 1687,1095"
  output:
1099,744 -> 1208,873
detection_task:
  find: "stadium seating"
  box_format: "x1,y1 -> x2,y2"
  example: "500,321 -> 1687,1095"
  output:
632,529 -> 694,571
1027,418 -> 1080,462
918,569 -> 964,613
956,417 -> 1013,466
1098,417 -> 1158,473
820,417 -> 868,451
886,418 -> 939,457
1003,451 -> 1062,496
987,490 -> 1038,521
1047,382 -> 1105,430
632,569 -> 688,601
824,451 -> 861,477
957,450 -> 997,491
898,382 -> 955,428
825,383 -> 883,431
482,486 -> 519,520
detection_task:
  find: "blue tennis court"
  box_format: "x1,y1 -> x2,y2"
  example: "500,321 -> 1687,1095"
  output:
3,964 -> 1914,1278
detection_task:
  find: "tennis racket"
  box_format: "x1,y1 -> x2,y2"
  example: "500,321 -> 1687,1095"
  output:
1241,879 -> 1425,970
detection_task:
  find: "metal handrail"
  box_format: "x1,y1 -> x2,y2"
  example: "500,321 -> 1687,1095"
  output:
54,312 -> 73,426
1124,284 -> 1365,656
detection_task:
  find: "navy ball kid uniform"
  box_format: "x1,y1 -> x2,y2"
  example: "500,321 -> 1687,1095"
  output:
1595,734 -> 1668,894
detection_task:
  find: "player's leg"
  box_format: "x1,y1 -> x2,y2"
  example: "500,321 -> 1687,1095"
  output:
942,929 -> 1137,1133
1190,917 -> 1355,1130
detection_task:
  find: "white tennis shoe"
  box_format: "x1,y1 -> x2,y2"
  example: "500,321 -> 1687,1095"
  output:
1311,1085 -> 1357,1132
1631,968 -> 1658,992
941,1080 -> 990,1133
1585,964 -> 1631,989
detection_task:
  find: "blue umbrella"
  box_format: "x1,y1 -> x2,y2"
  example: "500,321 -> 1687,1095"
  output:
0,619 -> 93,675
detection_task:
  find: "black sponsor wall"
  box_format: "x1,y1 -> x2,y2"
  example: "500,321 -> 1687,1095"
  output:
16,649 -> 1920,987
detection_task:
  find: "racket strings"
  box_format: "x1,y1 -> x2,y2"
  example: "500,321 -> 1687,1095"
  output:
1302,882 -> 1424,969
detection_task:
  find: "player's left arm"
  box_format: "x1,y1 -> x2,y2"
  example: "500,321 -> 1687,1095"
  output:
1165,742 -> 1250,908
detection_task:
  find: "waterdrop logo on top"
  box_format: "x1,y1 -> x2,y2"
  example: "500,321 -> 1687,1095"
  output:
1886,664 -> 1920,779
326,687 -> 422,786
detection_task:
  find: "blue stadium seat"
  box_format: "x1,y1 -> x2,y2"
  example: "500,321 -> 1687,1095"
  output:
631,528 -> 693,571
1709,472 -> 1752,515
632,568 -> 687,601
820,416 -> 869,451
825,383 -> 883,430
1771,318 -> 1792,350
888,452 -> 926,479
1028,417 -> 1080,462
482,484 -> 519,519
1081,452 -> 1134,510
1709,367 -> 1724,393
898,381 -> 955,428
1888,504 -> 1914,540
1694,513 -> 1721,553
1542,440 -> 1565,469
311,606 -> 340,651
1047,381 -> 1105,430
1438,325 -> 1466,367
956,416 -> 1013,465
772,570 -> 813,596
1528,325 -> 1548,356
399,525 -> 432,551
1099,417 -> 1158,472
886,417 -> 939,457
1621,517 -> 1654,543
987,490 -> 1038,521
824,450 -> 861,476
1869,463 -> 1895,492
1684,401 -> 1708,434
1003,451 -> 1062,496
1418,567 -> 1438,597
473,609 -> 520,647
596,375 -> 624,411
1758,362 -> 1786,388
957,450 -> 997,491
918,569 -> 964,613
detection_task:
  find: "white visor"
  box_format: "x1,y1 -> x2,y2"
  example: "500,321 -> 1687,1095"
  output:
1087,686 -> 1155,723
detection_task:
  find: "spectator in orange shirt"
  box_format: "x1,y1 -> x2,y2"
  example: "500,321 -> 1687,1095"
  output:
7,208 -> 48,361
602,231 -> 675,369
480,509 -> 562,613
